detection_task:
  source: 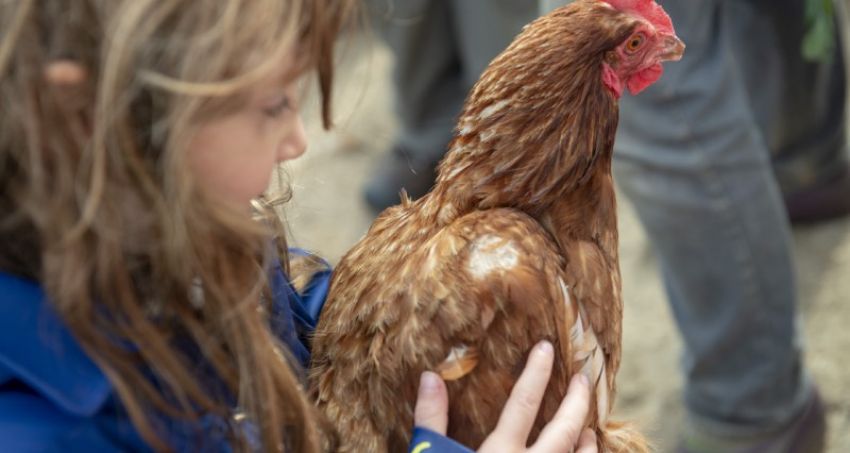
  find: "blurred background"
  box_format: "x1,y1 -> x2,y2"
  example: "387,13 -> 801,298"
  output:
274,1 -> 850,451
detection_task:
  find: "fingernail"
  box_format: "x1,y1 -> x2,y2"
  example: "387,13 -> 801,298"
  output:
419,371 -> 441,394
536,340 -> 554,356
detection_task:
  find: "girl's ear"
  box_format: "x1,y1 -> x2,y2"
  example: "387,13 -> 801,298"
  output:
43,59 -> 93,134
44,60 -> 87,86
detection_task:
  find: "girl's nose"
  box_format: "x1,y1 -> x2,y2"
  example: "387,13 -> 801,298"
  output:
278,114 -> 308,162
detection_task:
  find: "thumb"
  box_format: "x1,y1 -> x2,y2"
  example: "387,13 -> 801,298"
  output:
413,371 -> 449,434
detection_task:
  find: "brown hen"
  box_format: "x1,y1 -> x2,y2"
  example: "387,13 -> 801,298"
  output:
309,1 -> 684,451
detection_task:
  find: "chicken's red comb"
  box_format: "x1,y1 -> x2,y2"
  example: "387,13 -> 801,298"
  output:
601,0 -> 675,35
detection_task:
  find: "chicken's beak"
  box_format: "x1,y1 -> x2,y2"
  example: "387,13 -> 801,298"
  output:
658,34 -> 686,62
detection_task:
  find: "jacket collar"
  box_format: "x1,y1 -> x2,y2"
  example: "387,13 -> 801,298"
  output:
0,272 -> 111,416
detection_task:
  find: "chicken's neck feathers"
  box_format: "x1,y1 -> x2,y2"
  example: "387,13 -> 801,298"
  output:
423,7 -> 621,236
409,2 -> 634,264
421,86 -> 618,249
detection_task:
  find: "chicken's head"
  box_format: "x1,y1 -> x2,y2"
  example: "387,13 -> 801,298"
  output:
599,0 -> 685,98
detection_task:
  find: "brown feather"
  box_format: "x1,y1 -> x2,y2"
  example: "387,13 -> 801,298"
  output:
309,1 -> 664,452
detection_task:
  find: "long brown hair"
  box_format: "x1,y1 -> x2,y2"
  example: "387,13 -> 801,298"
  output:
0,0 -> 353,451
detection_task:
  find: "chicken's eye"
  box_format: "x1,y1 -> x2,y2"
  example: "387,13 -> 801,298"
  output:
625,33 -> 646,53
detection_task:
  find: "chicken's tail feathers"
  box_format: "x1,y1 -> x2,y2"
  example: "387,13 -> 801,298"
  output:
598,420 -> 652,453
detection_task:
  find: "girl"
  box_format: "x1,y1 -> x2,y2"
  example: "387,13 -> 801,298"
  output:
0,0 -> 595,451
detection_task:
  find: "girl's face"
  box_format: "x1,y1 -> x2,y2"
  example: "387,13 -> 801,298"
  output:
187,61 -> 307,208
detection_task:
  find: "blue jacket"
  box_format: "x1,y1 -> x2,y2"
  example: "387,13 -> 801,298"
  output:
0,255 -> 470,452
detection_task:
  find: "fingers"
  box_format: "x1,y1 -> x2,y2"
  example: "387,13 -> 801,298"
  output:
490,341 -> 555,443
413,371 -> 449,435
575,429 -> 598,453
531,373 -> 593,451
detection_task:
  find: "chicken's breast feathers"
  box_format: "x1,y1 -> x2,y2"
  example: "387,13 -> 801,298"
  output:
310,208 -> 612,451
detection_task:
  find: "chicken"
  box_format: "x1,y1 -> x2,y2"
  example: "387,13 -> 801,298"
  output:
309,1 -> 684,451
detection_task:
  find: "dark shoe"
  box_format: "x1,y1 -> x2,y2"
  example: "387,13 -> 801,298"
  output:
363,147 -> 437,214
676,390 -> 826,453
785,165 -> 850,225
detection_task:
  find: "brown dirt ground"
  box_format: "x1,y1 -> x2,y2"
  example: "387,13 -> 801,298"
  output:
275,30 -> 850,452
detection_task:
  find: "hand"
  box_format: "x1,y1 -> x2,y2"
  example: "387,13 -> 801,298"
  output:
414,341 -> 598,452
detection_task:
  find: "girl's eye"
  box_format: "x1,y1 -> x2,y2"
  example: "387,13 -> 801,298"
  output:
626,33 -> 646,53
263,96 -> 291,118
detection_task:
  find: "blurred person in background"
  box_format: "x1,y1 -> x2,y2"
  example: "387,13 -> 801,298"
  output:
367,0 -> 847,451
362,0 -> 538,211
578,0 -> 840,451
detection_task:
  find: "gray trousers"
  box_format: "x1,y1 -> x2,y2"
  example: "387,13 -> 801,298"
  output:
614,0 -> 845,438
374,0 -> 845,439
367,0 -> 537,169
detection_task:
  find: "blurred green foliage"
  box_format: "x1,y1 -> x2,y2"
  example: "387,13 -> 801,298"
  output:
803,0 -> 836,62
